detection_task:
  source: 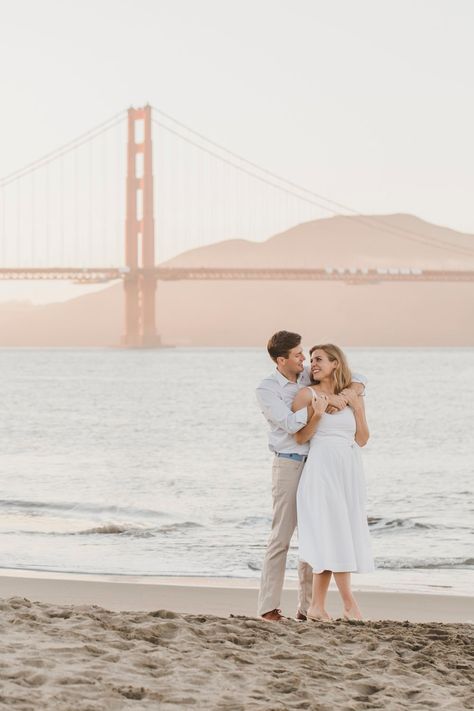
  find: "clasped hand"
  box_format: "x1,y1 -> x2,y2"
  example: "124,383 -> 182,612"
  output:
327,393 -> 349,413
340,388 -> 361,410
311,390 -> 359,416
311,392 -> 329,416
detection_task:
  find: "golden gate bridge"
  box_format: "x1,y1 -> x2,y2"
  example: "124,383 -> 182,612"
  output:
1,105 -> 473,346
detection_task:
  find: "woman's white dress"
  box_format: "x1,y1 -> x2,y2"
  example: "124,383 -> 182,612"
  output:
297,395 -> 374,573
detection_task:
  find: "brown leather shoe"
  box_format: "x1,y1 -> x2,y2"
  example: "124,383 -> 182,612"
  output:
261,608 -> 283,621
295,610 -> 307,621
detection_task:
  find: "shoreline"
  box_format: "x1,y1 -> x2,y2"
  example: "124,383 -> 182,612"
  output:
1,569 -> 472,623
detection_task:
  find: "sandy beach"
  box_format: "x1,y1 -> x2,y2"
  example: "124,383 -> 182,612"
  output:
0,572 -> 472,710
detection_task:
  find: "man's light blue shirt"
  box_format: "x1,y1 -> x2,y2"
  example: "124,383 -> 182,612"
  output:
256,367 -> 367,455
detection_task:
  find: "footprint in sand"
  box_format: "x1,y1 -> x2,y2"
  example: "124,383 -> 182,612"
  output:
115,685 -> 146,700
46,610 -> 73,619
6,597 -> 33,609
20,672 -> 47,687
22,658 -> 48,669
83,644 -> 107,656
57,675 -> 97,686
352,682 -> 383,696
148,609 -> 179,619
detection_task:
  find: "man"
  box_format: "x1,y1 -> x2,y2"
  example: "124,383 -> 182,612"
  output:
256,330 -> 366,621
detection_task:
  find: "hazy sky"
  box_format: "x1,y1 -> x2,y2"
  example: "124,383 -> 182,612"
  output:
1,0 -> 473,302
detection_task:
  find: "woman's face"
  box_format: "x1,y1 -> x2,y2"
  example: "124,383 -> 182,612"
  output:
310,349 -> 337,380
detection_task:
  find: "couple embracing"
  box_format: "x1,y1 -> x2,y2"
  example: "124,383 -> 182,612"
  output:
256,330 -> 374,622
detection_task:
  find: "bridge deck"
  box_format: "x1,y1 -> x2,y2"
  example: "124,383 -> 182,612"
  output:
0,267 -> 472,283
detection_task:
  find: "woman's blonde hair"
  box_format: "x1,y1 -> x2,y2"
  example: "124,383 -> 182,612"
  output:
309,343 -> 352,394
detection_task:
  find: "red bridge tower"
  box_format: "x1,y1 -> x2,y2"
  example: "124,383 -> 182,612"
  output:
122,105 -> 160,347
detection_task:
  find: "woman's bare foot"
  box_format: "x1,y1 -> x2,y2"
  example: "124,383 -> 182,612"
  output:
307,606 -> 333,621
343,603 -> 363,621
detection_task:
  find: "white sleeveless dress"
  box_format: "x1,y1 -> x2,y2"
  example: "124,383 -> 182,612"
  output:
296,390 -> 374,574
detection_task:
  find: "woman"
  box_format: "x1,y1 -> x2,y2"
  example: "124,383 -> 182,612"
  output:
292,344 -> 374,621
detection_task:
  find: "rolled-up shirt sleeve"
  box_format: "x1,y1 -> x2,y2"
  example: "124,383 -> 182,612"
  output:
256,385 -> 308,434
351,372 -> 368,395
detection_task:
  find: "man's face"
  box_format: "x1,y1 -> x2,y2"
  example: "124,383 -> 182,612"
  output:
278,345 -> 305,375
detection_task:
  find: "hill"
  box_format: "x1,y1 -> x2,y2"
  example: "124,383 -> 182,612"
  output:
0,214 -> 472,347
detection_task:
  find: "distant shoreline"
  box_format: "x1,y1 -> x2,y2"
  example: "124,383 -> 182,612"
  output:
0,344 -> 473,349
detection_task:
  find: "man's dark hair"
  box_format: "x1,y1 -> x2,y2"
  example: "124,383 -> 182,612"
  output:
267,331 -> 301,362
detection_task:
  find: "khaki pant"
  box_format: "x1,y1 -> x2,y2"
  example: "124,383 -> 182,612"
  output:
258,456 -> 312,616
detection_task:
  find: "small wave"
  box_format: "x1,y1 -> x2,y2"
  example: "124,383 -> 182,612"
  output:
276,556 -> 474,572
0,524 -> 155,539
44,521 -> 202,537
79,524 -> 127,535
0,498 -> 166,520
157,522 -> 203,534
247,561 -> 261,571
237,516 -> 272,528
0,518 -> 203,538
77,524 -> 154,537
376,557 -> 474,570
368,516 -> 436,531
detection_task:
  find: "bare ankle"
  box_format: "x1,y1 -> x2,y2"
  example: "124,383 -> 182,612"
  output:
342,595 -> 357,610
343,599 -> 361,614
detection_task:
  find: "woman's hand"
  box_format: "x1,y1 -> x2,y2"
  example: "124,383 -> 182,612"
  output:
312,393 -> 328,416
293,390 -> 327,444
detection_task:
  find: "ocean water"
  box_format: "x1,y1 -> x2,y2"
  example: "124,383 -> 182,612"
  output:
0,347 -> 472,596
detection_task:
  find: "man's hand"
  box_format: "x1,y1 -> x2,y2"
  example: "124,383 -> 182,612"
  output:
342,388 -> 362,410
326,393 -> 348,414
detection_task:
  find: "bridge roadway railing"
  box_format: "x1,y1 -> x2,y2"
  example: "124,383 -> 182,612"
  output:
0,267 -> 473,283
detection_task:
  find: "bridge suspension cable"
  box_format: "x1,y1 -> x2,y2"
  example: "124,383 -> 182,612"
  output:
0,110 -> 126,268
1,103 -> 473,277
0,110 -> 127,188
152,106 -> 474,259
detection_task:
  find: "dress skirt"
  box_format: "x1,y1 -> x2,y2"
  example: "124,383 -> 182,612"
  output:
297,437 -> 374,574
